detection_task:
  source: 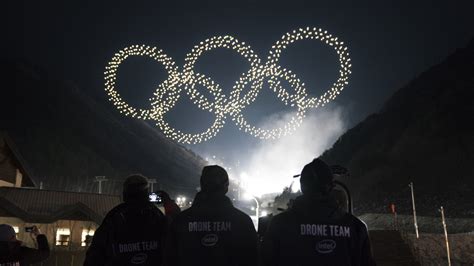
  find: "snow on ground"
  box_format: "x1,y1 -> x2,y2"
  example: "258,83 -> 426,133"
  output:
359,213 -> 474,234
360,213 -> 474,265
405,233 -> 474,265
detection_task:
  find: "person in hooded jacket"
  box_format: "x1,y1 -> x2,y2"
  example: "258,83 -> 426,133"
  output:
84,174 -> 167,266
164,165 -> 258,266
156,190 -> 181,225
261,158 -> 376,266
0,224 -> 49,266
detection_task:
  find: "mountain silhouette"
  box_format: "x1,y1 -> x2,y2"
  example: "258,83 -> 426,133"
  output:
322,38 -> 474,217
1,60 -> 205,195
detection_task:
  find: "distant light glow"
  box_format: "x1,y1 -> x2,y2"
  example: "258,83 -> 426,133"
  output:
104,27 -> 352,144
261,210 -> 268,217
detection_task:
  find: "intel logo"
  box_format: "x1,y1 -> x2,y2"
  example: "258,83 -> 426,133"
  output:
131,253 -> 148,264
201,234 -> 219,247
316,239 -> 336,254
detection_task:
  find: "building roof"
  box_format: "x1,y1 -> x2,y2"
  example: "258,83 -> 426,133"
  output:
0,187 -> 121,224
0,131 -> 36,187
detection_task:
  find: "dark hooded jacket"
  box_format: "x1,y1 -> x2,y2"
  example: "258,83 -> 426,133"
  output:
0,235 -> 49,266
262,194 -> 375,266
84,201 -> 167,266
164,192 -> 258,266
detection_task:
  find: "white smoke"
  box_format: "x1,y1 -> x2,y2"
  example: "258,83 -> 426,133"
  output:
238,107 -> 346,196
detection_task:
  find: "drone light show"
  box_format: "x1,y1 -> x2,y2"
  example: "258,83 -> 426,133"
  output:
104,27 -> 352,144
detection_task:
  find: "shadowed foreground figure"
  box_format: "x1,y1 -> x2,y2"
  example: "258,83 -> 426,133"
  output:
262,158 -> 376,266
156,190 -> 181,225
0,225 -> 50,266
84,175 -> 167,266
164,165 -> 258,266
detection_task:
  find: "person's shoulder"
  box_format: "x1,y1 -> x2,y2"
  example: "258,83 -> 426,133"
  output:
139,203 -> 166,222
103,203 -> 127,221
175,207 -> 191,218
108,202 -> 126,213
351,214 -> 368,227
170,206 -> 206,229
172,206 -> 194,223
1,241 -> 21,257
264,210 -> 293,230
230,206 -> 252,220
228,207 -> 256,231
272,209 -> 294,222
345,214 -> 369,232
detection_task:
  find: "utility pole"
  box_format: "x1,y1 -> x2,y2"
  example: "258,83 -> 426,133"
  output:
439,206 -> 451,266
94,176 -> 108,194
149,178 -> 157,192
409,182 -> 419,238
244,194 -> 259,229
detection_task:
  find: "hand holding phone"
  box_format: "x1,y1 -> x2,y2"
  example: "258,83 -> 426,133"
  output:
25,226 -> 40,237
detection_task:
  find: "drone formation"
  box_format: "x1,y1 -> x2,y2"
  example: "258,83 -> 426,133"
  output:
104,27 -> 352,144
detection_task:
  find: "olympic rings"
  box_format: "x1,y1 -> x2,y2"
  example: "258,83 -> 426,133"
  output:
104,27 -> 352,144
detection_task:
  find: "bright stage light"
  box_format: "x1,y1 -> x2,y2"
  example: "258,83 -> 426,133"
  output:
104,27 -> 352,144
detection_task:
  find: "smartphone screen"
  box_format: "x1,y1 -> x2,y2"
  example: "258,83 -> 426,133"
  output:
149,192 -> 162,203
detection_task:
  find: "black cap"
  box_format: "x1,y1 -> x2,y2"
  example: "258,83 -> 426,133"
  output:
200,165 -> 229,195
300,158 -> 334,195
123,174 -> 149,203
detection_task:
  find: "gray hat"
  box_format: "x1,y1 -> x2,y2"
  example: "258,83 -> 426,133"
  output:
0,224 -> 16,242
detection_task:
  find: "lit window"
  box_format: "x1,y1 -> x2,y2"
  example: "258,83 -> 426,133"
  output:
13,226 -> 19,238
81,229 -> 95,247
55,228 -> 70,246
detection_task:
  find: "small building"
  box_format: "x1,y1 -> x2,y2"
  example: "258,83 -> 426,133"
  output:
0,131 -> 35,188
0,186 -> 120,249
0,131 -> 121,254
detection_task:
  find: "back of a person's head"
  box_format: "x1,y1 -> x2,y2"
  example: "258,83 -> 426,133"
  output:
123,174 -> 149,203
300,158 -> 334,196
200,165 -> 229,196
0,224 -> 16,242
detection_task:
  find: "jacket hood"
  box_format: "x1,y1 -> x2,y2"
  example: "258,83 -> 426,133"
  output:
192,192 -> 233,209
0,241 -> 21,263
291,194 -> 343,219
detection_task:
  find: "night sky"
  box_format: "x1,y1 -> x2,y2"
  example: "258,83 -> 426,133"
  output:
5,0 -> 474,194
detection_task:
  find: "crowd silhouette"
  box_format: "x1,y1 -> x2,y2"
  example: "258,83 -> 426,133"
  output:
0,158 -> 375,266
